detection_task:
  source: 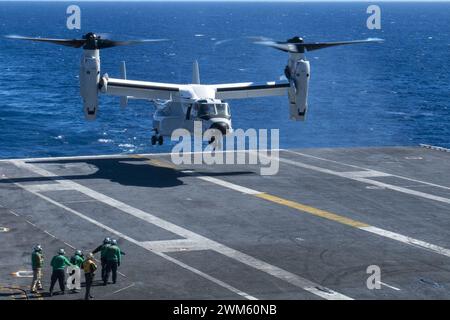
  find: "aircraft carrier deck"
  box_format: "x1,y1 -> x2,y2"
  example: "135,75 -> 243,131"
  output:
1,146 -> 450,300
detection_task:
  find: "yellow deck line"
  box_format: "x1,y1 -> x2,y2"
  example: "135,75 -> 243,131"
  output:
255,193 -> 369,228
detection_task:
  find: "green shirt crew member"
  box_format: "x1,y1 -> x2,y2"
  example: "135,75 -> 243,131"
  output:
92,237 -> 111,282
49,249 -> 73,296
104,239 -> 122,285
70,250 -> 84,268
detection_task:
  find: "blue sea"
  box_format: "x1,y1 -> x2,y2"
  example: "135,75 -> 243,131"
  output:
0,1 -> 449,159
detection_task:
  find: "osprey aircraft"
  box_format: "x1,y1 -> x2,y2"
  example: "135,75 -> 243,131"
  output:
7,33 -> 383,145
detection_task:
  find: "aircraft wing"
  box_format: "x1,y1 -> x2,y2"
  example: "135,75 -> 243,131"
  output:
101,77 -> 182,100
213,81 -> 290,100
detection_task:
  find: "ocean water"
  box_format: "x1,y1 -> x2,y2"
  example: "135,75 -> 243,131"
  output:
0,1 -> 449,159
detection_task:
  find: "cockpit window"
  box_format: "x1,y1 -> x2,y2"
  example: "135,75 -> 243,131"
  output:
215,103 -> 229,116
196,103 -> 230,119
198,104 -> 213,117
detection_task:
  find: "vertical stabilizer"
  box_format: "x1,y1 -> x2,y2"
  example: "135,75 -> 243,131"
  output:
120,61 -> 128,108
192,60 -> 200,84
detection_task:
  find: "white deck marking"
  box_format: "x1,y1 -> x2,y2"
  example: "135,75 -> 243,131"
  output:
112,283 -> 135,295
63,242 -> 76,250
352,177 -> 450,205
141,239 -> 211,253
340,171 -> 392,178
257,151 -> 450,205
198,176 -> 262,195
26,184 -> 74,192
10,160 -> 350,300
360,226 -> 450,257
284,150 -> 450,191
378,281 -> 401,291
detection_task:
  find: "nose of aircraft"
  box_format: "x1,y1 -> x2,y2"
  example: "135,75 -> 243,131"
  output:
209,122 -> 229,135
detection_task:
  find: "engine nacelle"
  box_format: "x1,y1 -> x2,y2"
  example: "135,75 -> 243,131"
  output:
287,57 -> 310,121
80,50 -> 100,120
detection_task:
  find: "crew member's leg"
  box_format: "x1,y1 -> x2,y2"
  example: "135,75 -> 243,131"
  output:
111,262 -> 118,284
57,270 -> 65,293
49,271 -> 57,296
31,269 -> 38,292
84,273 -> 93,300
104,261 -> 111,285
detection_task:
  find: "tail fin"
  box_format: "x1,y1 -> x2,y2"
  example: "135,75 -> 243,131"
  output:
120,61 -> 128,108
192,60 -> 200,84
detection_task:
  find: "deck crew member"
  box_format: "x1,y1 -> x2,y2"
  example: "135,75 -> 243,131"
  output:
49,248 -> 73,296
81,253 -> 97,300
104,239 -> 122,285
70,250 -> 84,267
30,245 -> 44,293
92,237 -> 111,283
69,250 -> 84,292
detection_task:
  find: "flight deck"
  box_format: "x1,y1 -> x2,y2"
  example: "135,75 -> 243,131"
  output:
1,146 -> 450,300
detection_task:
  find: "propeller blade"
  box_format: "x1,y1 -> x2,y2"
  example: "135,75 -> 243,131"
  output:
254,40 -> 298,53
97,38 -> 169,49
5,35 -> 86,48
302,38 -> 384,52
254,37 -> 384,53
6,33 -> 169,50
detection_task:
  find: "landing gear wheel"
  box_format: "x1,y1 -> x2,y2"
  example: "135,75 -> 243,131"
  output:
151,136 -> 157,146
158,136 -> 163,146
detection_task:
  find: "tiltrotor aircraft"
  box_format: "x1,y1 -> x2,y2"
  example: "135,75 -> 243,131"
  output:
7,33 -> 383,145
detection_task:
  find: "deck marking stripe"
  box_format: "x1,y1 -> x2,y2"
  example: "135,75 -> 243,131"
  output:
198,176 -> 262,195
284,150 -> 450,191
350,177 -> 450,205
255,193 -> 369,228
112,283 -> 135,294
360,226 -> 450,257
26,184 -> 74,192
10,160 -> 350,300
253,151 -> 450,205
378,281 -> 401,291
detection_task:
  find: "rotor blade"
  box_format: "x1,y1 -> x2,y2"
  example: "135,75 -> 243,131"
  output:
302,38 -> 385,52
5,35 -> 86,48
255,38 -> 384,53
97,38 -> 169,49
254,40 -> 299,53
